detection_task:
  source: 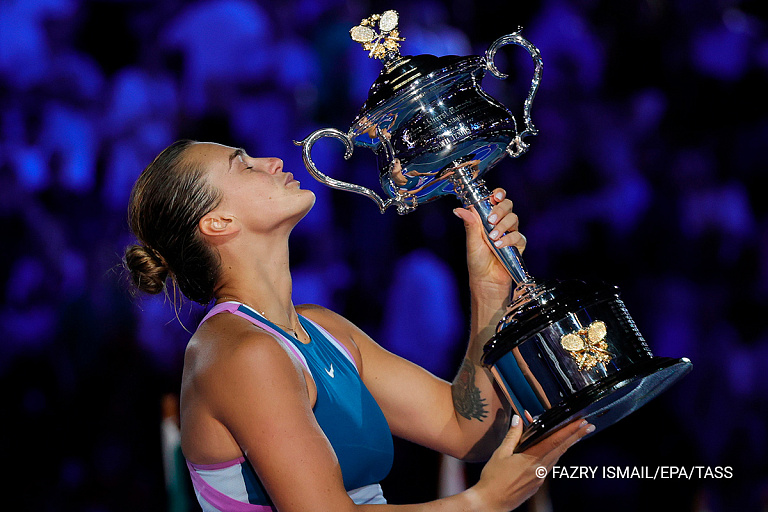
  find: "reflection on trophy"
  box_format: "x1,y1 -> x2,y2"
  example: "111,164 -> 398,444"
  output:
295,10 -> 692,450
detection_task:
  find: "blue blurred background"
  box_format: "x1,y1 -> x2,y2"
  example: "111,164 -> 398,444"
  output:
1,0 -> 766,510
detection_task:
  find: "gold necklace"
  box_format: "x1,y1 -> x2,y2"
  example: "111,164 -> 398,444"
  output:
218,297 -> 304,340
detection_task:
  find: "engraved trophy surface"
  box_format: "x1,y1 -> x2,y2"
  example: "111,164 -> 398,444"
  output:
295,10 -> 692,450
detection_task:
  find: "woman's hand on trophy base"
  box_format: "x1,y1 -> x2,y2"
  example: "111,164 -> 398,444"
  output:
467,416 -> 593,512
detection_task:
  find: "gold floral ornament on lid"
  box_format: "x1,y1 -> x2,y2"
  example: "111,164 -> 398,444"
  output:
350,10 -> 405,60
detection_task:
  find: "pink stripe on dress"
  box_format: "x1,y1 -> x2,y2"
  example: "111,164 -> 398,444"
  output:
186,460 -> 275,512
188,456 -> 246,471
200,302 -> 241,325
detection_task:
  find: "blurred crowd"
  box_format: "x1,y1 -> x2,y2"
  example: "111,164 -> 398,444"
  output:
1,0 -> 766,510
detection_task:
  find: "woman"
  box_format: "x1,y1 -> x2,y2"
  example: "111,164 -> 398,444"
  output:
124,140 -> 593,512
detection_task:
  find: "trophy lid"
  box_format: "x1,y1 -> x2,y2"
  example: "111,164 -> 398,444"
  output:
349,10 -> 483,129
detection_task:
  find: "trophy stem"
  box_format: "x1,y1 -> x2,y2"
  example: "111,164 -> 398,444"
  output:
450,166 -> 534,288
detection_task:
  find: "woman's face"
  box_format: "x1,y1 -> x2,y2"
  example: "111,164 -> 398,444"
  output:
186,142 -> 315,233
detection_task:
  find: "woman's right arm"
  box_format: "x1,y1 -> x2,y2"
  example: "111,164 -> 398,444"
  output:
204,331 -> 356,511
206,331 -> 588,512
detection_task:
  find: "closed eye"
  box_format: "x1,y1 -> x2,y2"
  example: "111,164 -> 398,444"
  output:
229,148 -> 254,170
237,153 -> 254,170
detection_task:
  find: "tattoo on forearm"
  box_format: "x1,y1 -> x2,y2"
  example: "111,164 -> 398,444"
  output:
452,358 -> 489,421
464,407 -> 511,461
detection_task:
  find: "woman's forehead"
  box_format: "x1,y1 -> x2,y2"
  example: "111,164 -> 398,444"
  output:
187,142 -> 235,158
184,142 -> 239,169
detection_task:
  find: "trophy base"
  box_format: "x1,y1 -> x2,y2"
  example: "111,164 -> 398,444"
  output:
515,356 -> 692,451
482,279 -> 692,452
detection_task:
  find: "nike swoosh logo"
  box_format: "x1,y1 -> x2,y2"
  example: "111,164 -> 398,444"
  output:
325,364 -> 334,378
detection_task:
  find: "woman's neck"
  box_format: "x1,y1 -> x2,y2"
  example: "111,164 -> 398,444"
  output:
213,234 -> 298,328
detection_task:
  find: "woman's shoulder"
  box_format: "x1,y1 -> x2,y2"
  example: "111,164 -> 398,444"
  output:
297,303 -> 362,338
180,314 -> 318,464
297,303 -> 340,321
185,313 -> 307,384
297,304 -> 366,368
190,311 -> 279,349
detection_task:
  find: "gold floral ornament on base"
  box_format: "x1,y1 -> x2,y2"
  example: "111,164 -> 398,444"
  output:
350,10 -> 405,60
560,320 -> 613,371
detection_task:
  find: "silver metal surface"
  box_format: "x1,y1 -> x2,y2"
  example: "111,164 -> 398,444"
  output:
485,28 -> 542,157
491,297 -> 651,417
294,30 -> 544,224
483,280 -> 693,449
295,127 -> 402,213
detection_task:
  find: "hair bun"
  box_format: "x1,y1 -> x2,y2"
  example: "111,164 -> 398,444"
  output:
124,244 -> 169,295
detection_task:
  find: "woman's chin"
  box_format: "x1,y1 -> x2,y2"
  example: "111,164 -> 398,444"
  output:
293,189 -> 317,221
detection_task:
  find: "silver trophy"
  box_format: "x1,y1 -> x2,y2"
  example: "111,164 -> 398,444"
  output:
295,10 -> 691,450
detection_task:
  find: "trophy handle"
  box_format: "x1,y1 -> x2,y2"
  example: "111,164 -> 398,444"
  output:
485,28 -> 543,157
294,128 -> 397,213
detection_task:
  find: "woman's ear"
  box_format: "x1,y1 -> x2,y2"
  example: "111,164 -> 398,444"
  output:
199,211 -> 240,239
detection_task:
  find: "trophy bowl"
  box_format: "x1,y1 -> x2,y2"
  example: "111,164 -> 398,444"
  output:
295,10 -> 691,451
296,11 -> 540,217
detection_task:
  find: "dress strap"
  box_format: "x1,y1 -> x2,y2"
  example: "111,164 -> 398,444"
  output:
199,301 -> 240,325
200,302 -> 312,377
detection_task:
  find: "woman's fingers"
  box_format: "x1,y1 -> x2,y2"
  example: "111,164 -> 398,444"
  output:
488,221 -> 526,252
485,189 -> 526,252
471,415 -> 588,512
489,188 -> 507,205
521,419 -> 595,463
493,231 -> 527,253
486,200 -> 514,226
496,415 -> 524,457
454,187 -> 527,255
488,210 -> 519,237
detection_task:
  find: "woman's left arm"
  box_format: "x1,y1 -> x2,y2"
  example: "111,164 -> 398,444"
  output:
311,189 -> 524,462
449,187 -> 524,460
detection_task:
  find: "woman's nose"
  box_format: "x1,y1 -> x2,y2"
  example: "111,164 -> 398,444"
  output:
263,158 -> 283,174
